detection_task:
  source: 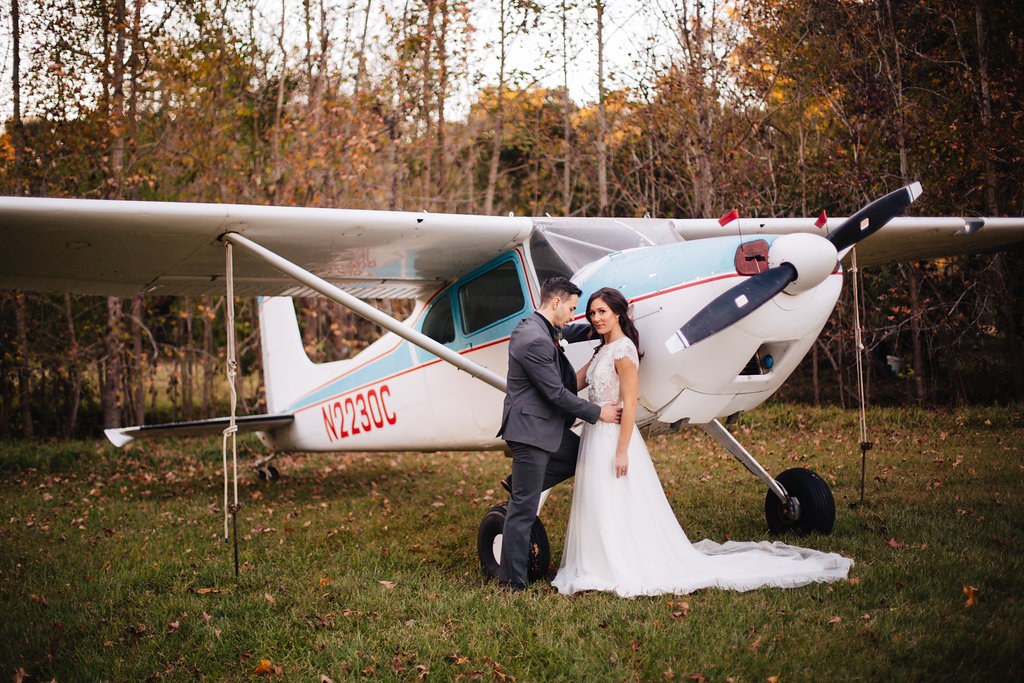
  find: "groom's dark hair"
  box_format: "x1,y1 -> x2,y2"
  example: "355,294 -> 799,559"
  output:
540,277 -> 582,305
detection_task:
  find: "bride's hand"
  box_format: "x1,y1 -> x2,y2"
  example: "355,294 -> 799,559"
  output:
615,450 -> 628,478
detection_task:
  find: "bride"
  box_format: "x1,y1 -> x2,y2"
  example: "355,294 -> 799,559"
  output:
551,287 -> 853,598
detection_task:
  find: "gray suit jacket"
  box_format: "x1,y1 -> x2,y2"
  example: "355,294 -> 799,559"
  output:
497,313 -> 601,452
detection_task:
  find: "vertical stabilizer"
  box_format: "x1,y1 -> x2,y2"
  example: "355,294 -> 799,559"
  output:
258,297 -> 316,413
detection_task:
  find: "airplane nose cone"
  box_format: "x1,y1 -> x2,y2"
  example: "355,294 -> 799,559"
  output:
767,233 -> 838,294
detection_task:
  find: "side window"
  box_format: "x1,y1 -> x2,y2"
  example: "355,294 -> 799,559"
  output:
421,293 -> 455,344
458,261 -> 525,335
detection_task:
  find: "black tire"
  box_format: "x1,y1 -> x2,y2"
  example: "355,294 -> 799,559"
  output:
765,467 -> 836,535
256,465 -> 280,482
476,502 -> 551,583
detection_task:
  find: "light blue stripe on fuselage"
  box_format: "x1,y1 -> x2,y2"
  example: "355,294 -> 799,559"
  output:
574,235 -> 780,304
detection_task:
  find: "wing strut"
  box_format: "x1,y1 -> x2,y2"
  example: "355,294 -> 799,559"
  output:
221,231 -> 509,393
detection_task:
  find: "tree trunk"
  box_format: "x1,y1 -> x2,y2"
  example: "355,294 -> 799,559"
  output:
436,0 -> 450,209
483,0 -> 507,215
351,0 -> 373,116
270,0 -> 288,203
676,2 -> 716,218
304,0 -> 313,90
975,0 -> 1023,399
65,294 -> 81,437
387,115 -> 402,211
109,0 -> 127,198
202,295 -> 216,417
102,296 -> 123,429
595,0 -> 609,215
125,0 -> 142,199
182,298 -> 193,421
561,0 -> 572,215
419,0 -> 438,207
907,264 -> 926,404
483,99 -> 505,214
812,341 -> 820,406
131,295 -> 145,425
837,296 -> 846,409
96,0 -> 128,429
15,292 -> 32,438
10,0 -> 22,196
879,0 -> 924,403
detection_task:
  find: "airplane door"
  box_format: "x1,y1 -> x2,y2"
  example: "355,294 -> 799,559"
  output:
455,258 -> 529,436
415,255 -> 529,447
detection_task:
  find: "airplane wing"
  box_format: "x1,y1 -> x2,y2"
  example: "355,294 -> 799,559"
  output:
0,197 -> 534,299
671,216 -> 1024,267
2,197 -> 1022,302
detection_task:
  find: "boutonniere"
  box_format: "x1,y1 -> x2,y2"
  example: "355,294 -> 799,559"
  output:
558,337 -> 569,351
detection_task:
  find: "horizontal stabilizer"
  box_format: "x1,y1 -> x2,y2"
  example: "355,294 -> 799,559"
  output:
104,414 -> 294,447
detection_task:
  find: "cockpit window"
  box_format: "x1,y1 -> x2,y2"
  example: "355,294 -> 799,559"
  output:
421,292 -> 455,344
458,261 -> 525,335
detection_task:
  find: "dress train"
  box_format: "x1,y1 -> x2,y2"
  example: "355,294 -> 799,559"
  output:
551,336 -> 853,598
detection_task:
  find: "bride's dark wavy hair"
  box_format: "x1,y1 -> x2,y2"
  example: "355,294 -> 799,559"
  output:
586,287 -> 642,360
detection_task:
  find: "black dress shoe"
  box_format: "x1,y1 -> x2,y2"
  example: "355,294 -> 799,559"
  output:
501,475 -> 512,494
500,580 -> 526,593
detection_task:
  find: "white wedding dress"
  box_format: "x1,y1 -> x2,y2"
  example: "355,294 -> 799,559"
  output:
551,336 -> 853,598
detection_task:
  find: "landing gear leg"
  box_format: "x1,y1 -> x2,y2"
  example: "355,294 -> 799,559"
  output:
700,419 -> 835,535
254,452 -> 279,482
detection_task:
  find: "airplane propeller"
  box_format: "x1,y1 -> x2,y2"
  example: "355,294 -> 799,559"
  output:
666,182 -> 923,352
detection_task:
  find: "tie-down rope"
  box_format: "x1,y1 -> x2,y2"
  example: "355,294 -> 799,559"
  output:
850,248 -> 872,506
223,241 -> 241,576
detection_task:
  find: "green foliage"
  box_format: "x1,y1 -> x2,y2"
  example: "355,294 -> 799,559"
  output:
0,439 -> 107,472
0,407 -> 1021,679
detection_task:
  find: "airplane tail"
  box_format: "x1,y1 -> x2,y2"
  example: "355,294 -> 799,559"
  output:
258,296 -> 316,414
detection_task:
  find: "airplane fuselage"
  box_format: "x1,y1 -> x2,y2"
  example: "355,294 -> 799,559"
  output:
259,234 -> 843,453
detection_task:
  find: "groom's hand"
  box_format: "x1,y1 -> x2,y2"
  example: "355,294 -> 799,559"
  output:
598,404 -> 622,423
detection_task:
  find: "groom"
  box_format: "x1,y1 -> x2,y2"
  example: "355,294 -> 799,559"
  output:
496,277 -> 620,591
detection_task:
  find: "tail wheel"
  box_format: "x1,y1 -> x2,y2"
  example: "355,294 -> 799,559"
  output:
256,465 -> 280,482
765,467 -> 836,535
476,502 -> 550,583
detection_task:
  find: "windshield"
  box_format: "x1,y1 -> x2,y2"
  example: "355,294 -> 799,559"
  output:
529,219 -> 676,282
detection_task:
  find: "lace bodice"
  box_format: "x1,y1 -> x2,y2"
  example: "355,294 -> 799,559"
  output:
585,336 -> 640,406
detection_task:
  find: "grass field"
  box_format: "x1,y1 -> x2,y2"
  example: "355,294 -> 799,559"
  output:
1,404 -> 1021,681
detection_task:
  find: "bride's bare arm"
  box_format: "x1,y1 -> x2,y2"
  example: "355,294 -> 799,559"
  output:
614,356 -> 639,477
576,360 -> 592,391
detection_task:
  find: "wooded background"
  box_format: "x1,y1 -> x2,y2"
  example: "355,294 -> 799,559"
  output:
1,0 -> 1022,438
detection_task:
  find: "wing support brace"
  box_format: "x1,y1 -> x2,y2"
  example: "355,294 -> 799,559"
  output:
700,419 -> 797,515
221,231 -> 509,393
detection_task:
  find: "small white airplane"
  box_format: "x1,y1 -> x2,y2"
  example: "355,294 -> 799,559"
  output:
2,185 -> 1022,580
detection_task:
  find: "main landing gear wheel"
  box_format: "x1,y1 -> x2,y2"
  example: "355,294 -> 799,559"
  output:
256,464 -> 280,482
765,467 -> 836,535
476,502 -> 550,583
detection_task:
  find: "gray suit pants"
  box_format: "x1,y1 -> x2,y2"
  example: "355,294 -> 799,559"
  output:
498,429 -> 580,588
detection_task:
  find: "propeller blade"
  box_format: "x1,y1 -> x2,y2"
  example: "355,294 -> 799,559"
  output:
665,263 -> 797,352
825,181 -> 922,252
665,183 -> 922,353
